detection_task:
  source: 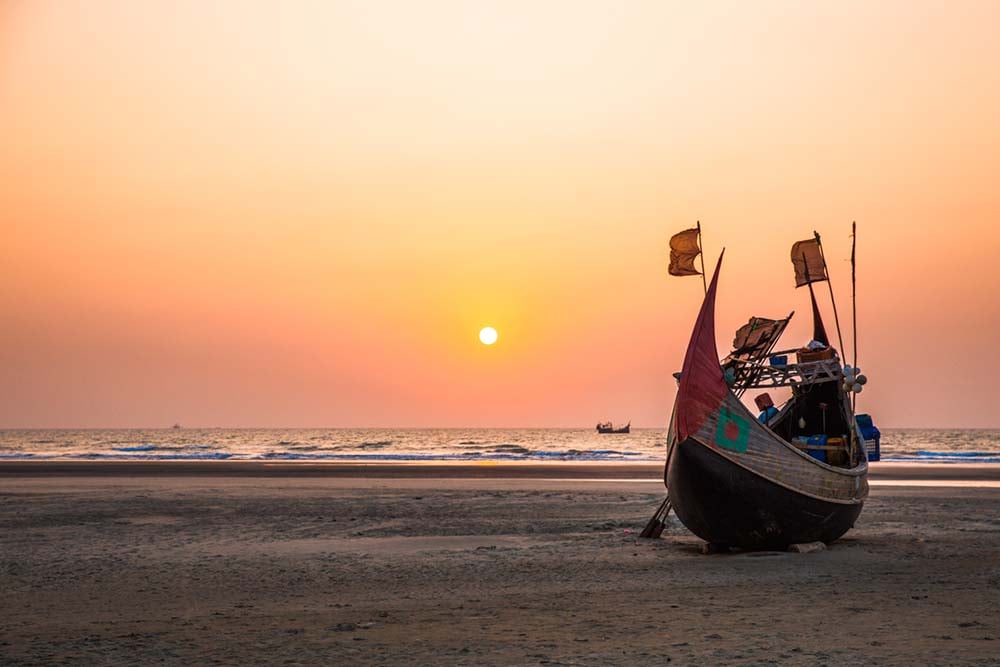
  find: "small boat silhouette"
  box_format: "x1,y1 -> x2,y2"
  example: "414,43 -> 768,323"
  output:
596,421 -> 630,434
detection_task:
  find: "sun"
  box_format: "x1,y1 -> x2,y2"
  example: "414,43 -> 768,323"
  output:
479,326 -> 498,345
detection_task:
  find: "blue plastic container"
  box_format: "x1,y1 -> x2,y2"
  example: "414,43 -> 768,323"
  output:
865,437 -> 881,462
856,414 -> 881,462
806,434 -> 828,463
769,355 -> 788,366
806,449 -> 827,464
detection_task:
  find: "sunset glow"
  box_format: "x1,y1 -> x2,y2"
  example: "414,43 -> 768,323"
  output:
2,1 -> 999,428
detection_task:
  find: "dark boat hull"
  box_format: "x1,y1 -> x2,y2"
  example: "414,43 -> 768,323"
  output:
667,437 -> 864,550
597,427 -> 629,434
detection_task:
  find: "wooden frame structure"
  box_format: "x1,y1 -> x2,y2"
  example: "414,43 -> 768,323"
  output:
731,357 -> 842,390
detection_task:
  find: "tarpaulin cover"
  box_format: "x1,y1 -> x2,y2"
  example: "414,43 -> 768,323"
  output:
732,317 -> 789,357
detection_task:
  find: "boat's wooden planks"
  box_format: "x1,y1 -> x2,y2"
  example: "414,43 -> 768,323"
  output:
672,392 -> 868,504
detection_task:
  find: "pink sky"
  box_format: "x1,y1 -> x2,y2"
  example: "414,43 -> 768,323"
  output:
2,1 -> 999,427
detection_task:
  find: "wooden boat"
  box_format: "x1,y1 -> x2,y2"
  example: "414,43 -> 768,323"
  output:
596,421 -> 630,434
663,253 -> 868,550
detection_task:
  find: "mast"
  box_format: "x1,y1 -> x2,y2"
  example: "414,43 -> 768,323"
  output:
851,221 -> 858,417
851,221 -> 858,370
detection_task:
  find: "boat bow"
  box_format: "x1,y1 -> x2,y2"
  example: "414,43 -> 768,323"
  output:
675,252 -> 728,442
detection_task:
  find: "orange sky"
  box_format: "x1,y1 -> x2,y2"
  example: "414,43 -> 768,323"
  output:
2,0 -> 999,428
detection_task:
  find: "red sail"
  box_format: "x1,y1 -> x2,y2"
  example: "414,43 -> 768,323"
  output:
675,251 -> 729,442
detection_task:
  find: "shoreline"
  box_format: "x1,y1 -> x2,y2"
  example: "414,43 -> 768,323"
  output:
1,459 -> 999,480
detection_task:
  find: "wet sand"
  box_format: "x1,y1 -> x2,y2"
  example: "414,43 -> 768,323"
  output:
2,463 -> 998,665
3,460 -> 999,480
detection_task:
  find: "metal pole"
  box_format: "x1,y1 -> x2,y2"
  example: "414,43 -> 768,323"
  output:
697,221 -> 707,295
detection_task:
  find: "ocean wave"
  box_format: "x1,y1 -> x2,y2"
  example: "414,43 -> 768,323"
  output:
0,451 -> 234,460
915,450 -> 999,458
489,444 -> 532,455
885,452 -> 1000,463
458,443 -> 531,454
529,449 -> 645,460
258,452 -> 458,461
99,439 -> 159,445
267,441 -> 394,454
112,444 -> 211,453
74,452 -> 234,460
255,449 -> 655,462
359,440 -> 393,449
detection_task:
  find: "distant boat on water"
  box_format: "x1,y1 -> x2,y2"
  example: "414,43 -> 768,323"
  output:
596,421 -> 629,434
171,423 -> 182,430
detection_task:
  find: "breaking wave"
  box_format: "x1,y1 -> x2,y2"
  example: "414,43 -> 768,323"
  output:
884,450 -> 1000,464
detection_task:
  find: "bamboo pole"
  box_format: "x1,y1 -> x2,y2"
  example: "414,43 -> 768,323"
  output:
849,222 -> 859,463
851,222 -> 858,415
851,221 -> 858,371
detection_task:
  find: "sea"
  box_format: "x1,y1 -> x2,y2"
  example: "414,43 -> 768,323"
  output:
0,428 -> 998,463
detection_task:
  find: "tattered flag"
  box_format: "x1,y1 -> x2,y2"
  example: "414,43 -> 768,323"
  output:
668,228 -> 702,276
791,237 -> 828,287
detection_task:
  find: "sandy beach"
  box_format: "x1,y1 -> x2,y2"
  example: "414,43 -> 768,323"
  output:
2,463 -> 998,666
